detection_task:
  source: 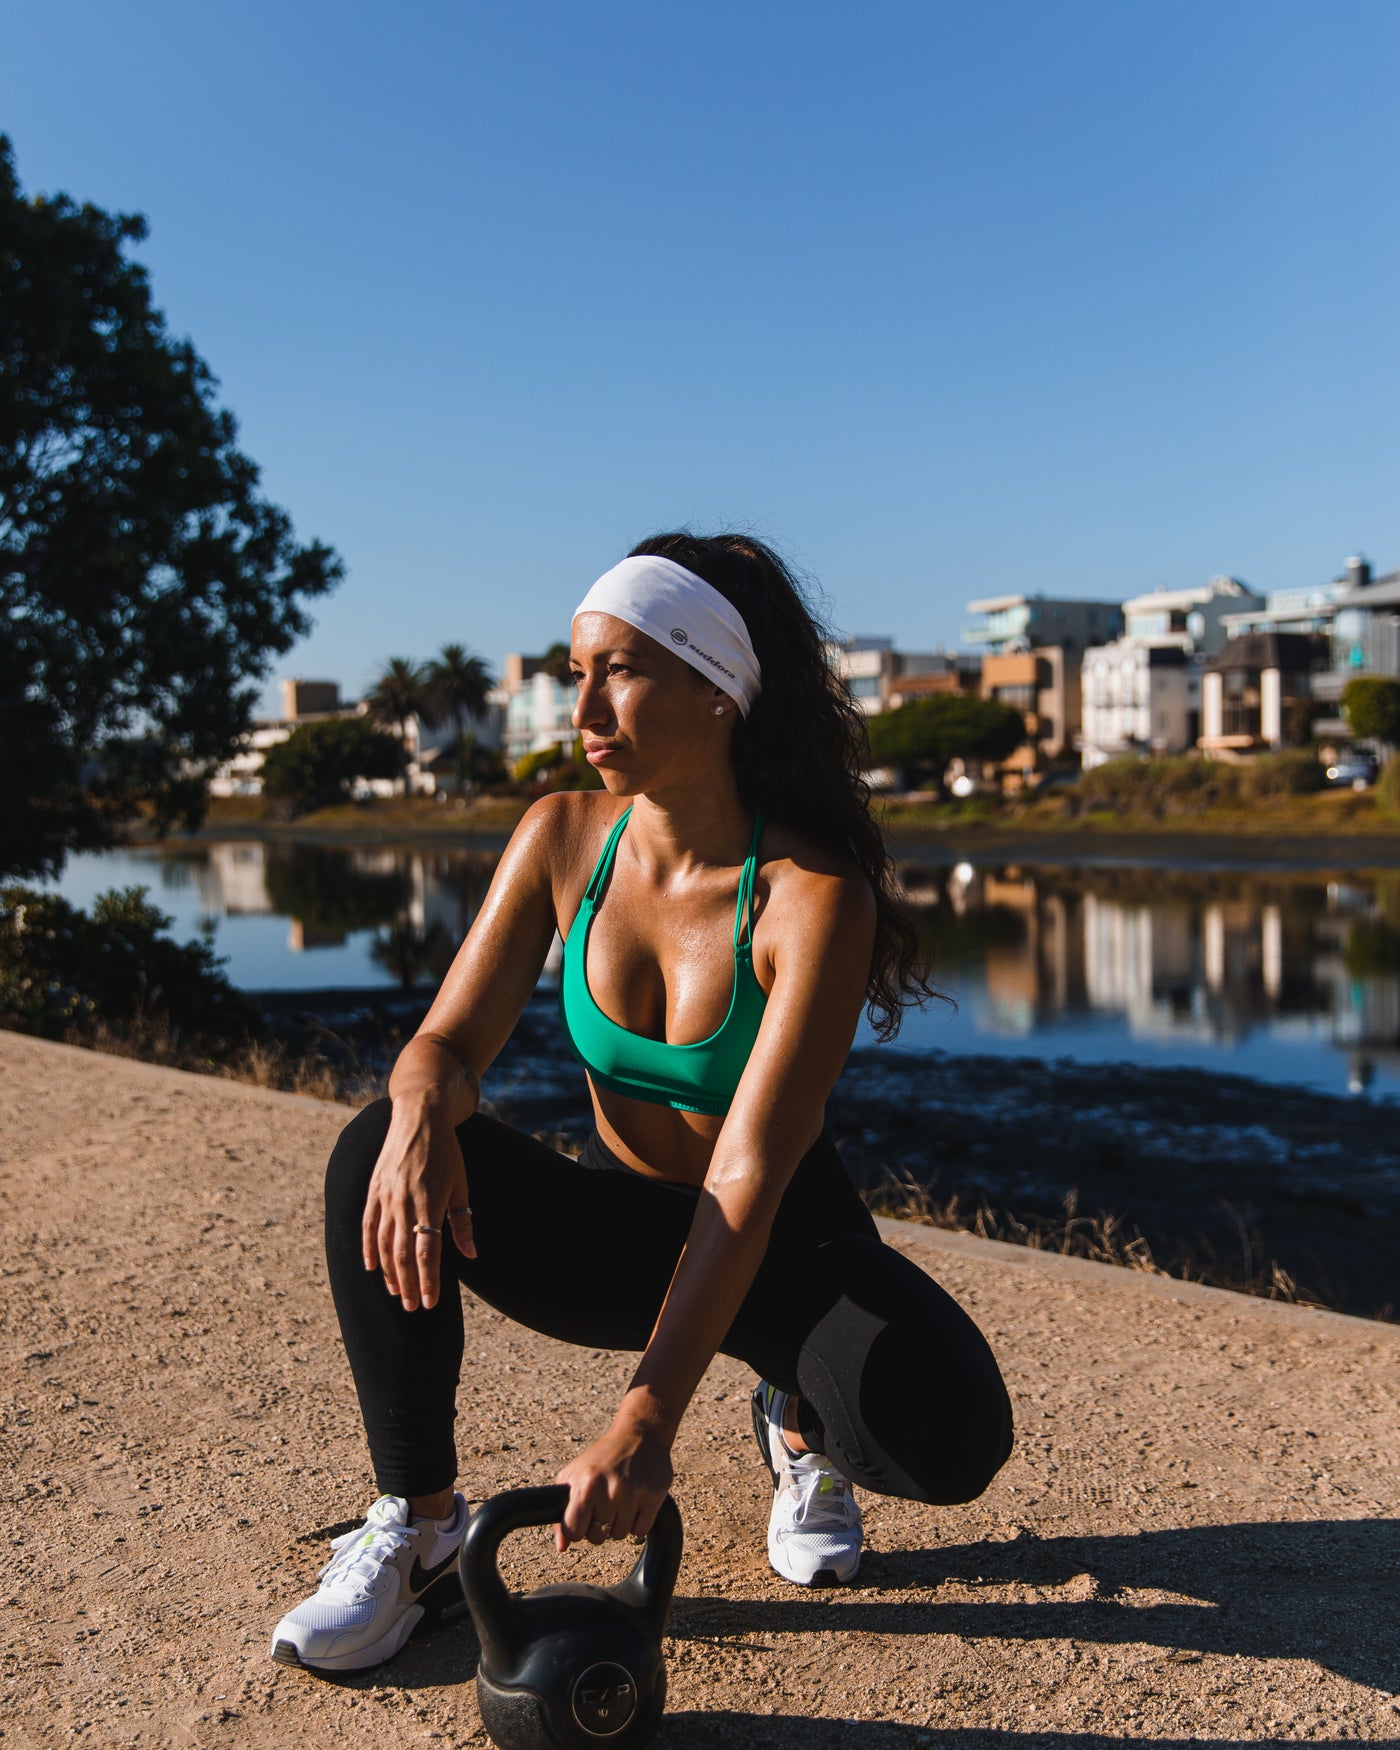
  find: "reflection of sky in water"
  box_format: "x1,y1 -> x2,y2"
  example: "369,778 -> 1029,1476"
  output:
40,842 -> 1400,1102
42,845 -> 400,991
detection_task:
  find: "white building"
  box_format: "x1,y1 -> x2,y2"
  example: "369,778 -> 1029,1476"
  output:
1122,576 -> 1262,657
498,653 -> 577,766
205,678 -> 500,799
823,637 -> 964,715
1079,577 -> 1262,769
1079,642 -> 1199,769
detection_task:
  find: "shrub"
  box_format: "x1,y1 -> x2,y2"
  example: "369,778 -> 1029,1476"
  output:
1343,676 -> 1400,744
512,745 -> 565,786
1237,751 -> 1326,800
1376,756 -> 1400,816
1071,755 -> 1230,818
0,885 -> 259,1046
261,717 -> 402,818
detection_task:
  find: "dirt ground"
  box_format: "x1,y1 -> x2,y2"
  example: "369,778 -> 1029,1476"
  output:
1,1031 -> 1396,1748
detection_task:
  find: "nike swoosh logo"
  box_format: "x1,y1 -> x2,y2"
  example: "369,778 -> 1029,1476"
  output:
408,1547 -> 461,1596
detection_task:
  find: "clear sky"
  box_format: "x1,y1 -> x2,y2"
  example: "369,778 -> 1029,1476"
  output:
6,0 -> 1398,713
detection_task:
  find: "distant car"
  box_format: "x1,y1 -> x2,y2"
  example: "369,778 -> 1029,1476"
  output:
1031,768 -> 1081,793
1325,757 -> 1377,790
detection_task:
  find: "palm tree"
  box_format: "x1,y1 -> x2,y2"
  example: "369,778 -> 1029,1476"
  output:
364,658 -> 435,794
424,643 -> 495,794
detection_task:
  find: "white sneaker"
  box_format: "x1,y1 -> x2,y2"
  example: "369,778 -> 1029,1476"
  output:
270,1492 -> 469,1672
751,1382 -> 862,1586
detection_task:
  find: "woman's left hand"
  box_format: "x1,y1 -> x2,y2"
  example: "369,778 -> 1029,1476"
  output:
553,1414 -> 674,1553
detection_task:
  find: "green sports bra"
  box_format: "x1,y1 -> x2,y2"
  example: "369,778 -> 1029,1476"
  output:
559,807 -> 768,1116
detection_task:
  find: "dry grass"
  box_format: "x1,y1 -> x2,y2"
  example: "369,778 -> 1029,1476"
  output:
67,1017 -> 386,1108
861,1166 -> 1334,1312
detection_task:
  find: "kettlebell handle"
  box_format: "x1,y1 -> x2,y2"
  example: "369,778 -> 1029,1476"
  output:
458,1485 -> 684,1671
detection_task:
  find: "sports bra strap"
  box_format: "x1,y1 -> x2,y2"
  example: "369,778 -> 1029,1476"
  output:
586,805 -> 762,948
584,807 -> 632,906
734,811 -> 764,954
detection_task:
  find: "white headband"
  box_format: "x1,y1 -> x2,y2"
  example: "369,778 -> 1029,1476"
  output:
572,554 -> 762,717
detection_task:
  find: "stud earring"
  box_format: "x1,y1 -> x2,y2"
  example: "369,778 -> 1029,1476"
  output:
712,704 -> 726,716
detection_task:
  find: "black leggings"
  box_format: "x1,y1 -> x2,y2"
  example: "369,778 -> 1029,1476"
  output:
325,1099 -> 1013,1505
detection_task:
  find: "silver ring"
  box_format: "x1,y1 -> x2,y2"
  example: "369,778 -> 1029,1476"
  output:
449,1206 -> 472,1217
413,1222 -> 440,1236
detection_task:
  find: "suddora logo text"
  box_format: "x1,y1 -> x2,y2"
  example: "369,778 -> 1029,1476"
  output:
671,630 -> 737,682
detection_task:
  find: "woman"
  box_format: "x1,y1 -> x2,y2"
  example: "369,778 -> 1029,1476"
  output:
270,534 -> 1013,1674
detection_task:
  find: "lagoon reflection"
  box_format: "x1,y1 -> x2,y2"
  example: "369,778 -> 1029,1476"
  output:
40,840 -> 1400,1099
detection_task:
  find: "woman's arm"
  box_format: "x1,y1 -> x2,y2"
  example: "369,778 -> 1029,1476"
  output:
554,864 -> 877,1546
363,793 -> 578,1310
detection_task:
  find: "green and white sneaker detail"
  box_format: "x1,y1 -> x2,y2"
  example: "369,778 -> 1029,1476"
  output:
270,1492 -> 469,1672
751,1382 -> 863,1587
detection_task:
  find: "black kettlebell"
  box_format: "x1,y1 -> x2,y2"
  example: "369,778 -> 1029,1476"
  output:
458,1483 -> 684,1750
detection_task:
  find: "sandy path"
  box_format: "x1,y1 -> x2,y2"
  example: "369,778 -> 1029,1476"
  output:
1,1031 -> 1396,1747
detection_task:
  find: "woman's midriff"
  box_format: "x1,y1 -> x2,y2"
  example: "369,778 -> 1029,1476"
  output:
588,1083 -> 726,1186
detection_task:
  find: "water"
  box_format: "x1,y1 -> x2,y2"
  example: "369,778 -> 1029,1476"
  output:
34,838 -> 1400,1100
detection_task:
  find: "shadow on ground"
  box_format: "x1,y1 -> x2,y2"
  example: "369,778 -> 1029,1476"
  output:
662,1728 -> 1373,1749
332,1518 -> 1397,1718
671,1519 -> 1400,1698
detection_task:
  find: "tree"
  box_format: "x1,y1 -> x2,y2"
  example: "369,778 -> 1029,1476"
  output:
260,717 -> 401,818
865,694 -> 1027,797
540,641 -> 573,684
0,136 -> 342,880
364,658 -> 435,792
1342,677 -> 1400,748
424,643 -> 494,793
0,882 -> 258,1045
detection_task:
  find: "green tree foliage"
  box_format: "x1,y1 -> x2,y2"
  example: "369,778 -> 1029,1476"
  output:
260,718 -> 401,818
1376,755 -> 1400,817
0,883 -> 258,1045
424,643 -> 494,793
1342,677 -> 1400,745
512,744 -> 565,785
0,137 -> 342,881
364,657 -> 434,788
540,641 -> 573,684
865,694 -> 1026,795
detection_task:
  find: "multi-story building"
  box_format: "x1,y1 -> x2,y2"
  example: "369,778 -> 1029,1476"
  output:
1079,642 -> 1199,769
823,638 -> 967,715
962,594 -> 1123,656
1211,556 -> 1395,740
1079,578 -> 1262,769
206,677 -> 497,798
980,646 -> 1083,780
498,653 -> 577,766
1122,576 -> 1261,657
1198,633 -> 1327,754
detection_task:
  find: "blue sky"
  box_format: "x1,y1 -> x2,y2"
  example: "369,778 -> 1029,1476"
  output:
6,0 -> 1398,712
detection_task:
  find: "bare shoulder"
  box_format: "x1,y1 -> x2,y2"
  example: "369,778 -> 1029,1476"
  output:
509,791 -> 627,924
757,817 -> 877,943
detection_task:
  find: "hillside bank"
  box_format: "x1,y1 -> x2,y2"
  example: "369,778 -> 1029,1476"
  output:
1,1032 -> 1397,1746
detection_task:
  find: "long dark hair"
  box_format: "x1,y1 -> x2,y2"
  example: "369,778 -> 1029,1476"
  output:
628,531 -> 936,1041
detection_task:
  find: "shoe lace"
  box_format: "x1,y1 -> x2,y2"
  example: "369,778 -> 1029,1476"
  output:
783,1454 -> 859,1531
316,1512 -> 418,1599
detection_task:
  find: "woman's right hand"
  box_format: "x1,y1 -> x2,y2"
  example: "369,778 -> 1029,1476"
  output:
362,1102 -> 477,1312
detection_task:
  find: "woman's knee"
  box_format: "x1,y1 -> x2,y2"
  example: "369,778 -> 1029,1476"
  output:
324,1094 -> 394,1229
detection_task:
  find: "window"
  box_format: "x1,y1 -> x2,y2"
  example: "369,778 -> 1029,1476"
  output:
847,675 -> 881,699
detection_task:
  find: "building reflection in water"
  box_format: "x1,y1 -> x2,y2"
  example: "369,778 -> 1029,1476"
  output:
898,858 -> 1400,1085
145,839 -> 1400,1089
